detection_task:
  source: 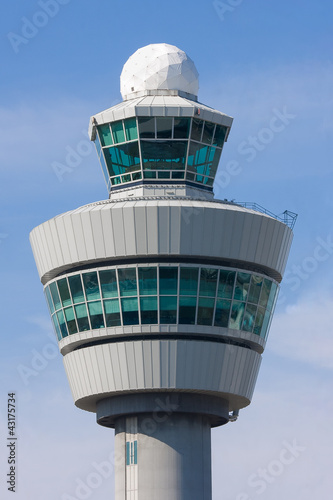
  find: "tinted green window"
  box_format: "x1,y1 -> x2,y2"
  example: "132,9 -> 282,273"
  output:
64,306 -> 78,335
95,136 -> 102,157
259,279 -> 272,308
121,298 -> 139,325
139,117 -> 155,138
248,275 -> 263,304
174,118 -> 190,139
180,267 -> 198,295
143,171 -> 156,179
267,282 -> 278,311
56,310 -> 68,338
197,297 -> 215,326
134,440 -> 137,464
118,268 -> 137,296
104,142 -> 141,177
68,275 -> 85,304
230,301 -> 246,330
98,124 -> 113,147
213,125 -> 227,147
202,121 -> 215,145
99,269 -> 118,298
138,267 -> 157,295
74,304 -> 90,331
171,171 -> 185,179
88,301 -> 105,329
45,286 -> 55,314
83,272 -> 100,301
141,141 -> 187,170
179,296 -> 196,325
160,296 -> 177,324
217,270 -> 235,299
199,268 -> 218,297
157,171 -> 170,179
57,278 -> 71,307
159,267 -> 178,295
242,304 -> 257,333
191,118 -> 203,142
156,117 -> 172,138
253,307 -> 265,336
52,315 -> 62,341
234,273 -> 251,301
124,118 -> 138,141
260,310 -> 271,339
126,442 -> 130,465
140,297 -> 158,324
104,299 -> 121,327
214,299 -> 231,327
111,121 -> 125,144
50,282 -> 61,311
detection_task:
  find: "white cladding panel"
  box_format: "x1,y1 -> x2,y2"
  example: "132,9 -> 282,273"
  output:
30,200 -> 293,284
63,340 -> 261,412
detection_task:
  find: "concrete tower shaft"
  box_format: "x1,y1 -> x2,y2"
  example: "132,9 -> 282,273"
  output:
30,43 -> 295,500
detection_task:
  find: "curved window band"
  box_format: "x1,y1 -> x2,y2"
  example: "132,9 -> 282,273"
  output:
45,265 -> 278,342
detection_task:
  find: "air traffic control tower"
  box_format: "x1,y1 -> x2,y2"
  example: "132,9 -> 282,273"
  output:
30,44 -> 296,500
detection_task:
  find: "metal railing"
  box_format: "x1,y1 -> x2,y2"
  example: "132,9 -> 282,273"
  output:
234,202 -> 298,230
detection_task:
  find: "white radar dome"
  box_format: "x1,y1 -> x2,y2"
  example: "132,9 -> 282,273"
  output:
120,43 -> 199,100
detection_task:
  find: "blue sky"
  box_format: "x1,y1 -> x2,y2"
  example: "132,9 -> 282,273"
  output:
1,0 -> 332,498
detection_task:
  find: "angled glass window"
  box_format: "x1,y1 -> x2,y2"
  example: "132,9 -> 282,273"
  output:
118,268 -> 137,296
242,304 -> 257,333
141,141 -> 187,171
68,275 -> 85,304
159,267 -> 178,295
138,267 -> 157,295
74,304 -> 90,331
104,142 -> 140,177
180,267 -> 198,295
121,297 -> 139,325
83,272 -> 100,301
52,315 -> 62,341
259,279 -> 272,309
95,136 -> 102,158
104,299 -> 121,327
64,306 -> 78,335
179,296 -> 196,325
156,117 -> 172,139
187,143 -> 221,178
234,273 -> 251,301
201,121 -> 215,145
98,124 -> 113,147
45,286 -> 55,314
230,301 -> 246,330
214,299 -> 231,328
217,270 -> 235,299
199,268 -> 218,297
248,275 -> 263,305
253,307 -> 265,336
174,118 -> 190,139
49,282 -> 61,311
260,310 -> 271,339
56,310 -> 68,338
191,118 -> 203,142
160,296 -> 177,324
99,270 -> 118,298
57,278 -> 71,307
138,117 -> 155,138
197,297 -> 215,326
140,297 -> 158,324
88,301 -> 104,329
111,120 -> 125,144
213,125 -> 227,147
267,282 -> 278,311
124,118 -> 138,141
